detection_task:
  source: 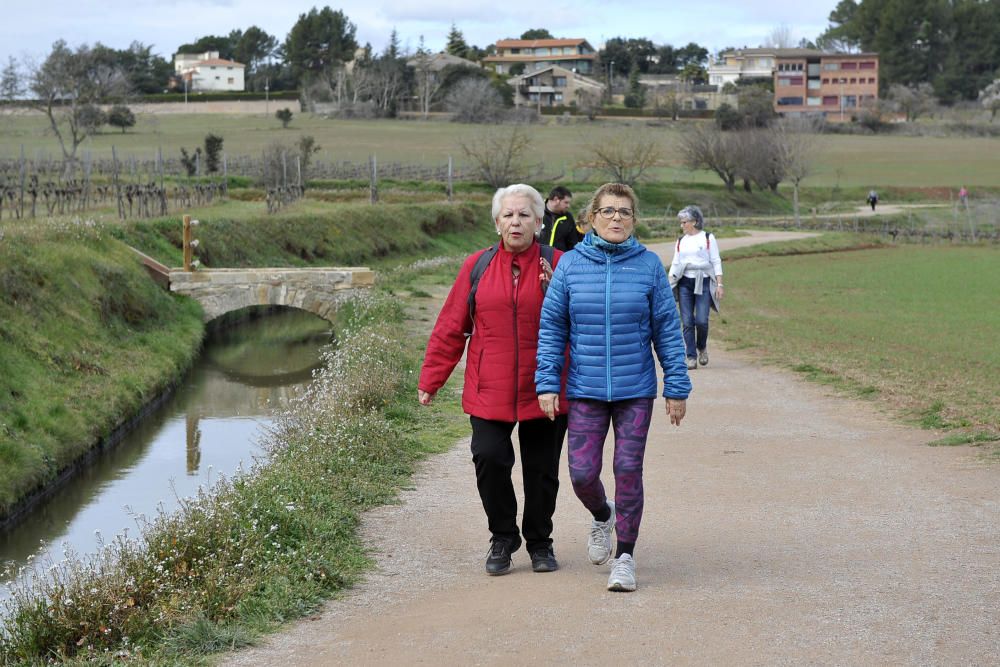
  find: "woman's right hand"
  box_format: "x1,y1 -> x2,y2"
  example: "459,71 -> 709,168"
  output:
538,393 -> 559,421
418,389 -> 435,405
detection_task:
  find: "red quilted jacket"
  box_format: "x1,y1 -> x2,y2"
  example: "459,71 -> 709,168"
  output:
419,242 -> 567,422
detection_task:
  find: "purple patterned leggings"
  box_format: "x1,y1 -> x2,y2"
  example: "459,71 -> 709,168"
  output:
567,398 -> 654,544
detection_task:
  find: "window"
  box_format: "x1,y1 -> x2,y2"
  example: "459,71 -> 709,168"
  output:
554,76 -> 567,87
850,78 -> 857,84
511,48 -> 520,55
808,80 -> 822,90
529,93 -> 539,101
844,95 -> 857,108
822,78 -> 829,84
860,61 -> 876,70
777,96 -> 803,106
841,62 -> 857,70
823,95 -> 838,106
807,98 -> 821,106
227,77 -> 234,84
823,63 -> 839,71
564,47 -> 576,55
778,76 -> 804,87
535,48 -> 549,56
554,93 -> 563,102
868,77 -> 876,84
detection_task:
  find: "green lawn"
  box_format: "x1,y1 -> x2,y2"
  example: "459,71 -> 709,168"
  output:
4,113 -> 1000,188
718,245 -> 1000,440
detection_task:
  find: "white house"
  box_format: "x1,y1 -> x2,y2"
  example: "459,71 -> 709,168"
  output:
174,51 -> 246,92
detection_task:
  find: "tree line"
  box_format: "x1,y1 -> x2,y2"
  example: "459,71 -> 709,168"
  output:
815,0 -> 1000,103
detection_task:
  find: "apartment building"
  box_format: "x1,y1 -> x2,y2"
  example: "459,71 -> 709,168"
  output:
483,38 -> 596,75
708,48 -> 817,85
509,65 -> 604,107
773,53 -> 879,119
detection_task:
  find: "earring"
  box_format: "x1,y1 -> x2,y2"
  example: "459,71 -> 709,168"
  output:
496,228 -> 501,235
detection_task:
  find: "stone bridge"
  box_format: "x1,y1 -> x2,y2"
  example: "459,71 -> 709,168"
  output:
167,267 -> 375,322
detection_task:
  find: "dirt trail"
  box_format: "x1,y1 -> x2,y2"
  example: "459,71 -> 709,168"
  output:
222,232 -> 998,666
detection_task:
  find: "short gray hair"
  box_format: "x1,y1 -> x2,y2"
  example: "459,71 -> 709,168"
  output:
492,184 -> 545,222
678,205 -> 704,230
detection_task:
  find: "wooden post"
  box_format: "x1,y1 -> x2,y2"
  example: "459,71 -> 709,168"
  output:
447,155 -> 453,203
183,214 -> 193,272
369,154 -> 378,205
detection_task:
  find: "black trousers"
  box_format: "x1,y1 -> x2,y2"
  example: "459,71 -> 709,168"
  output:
469,415 -> 567,553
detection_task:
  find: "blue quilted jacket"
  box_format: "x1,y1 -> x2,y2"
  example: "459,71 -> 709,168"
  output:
535,232 -> 691,401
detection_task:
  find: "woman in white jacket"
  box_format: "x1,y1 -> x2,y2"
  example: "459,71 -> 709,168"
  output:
668,205 -> 723,369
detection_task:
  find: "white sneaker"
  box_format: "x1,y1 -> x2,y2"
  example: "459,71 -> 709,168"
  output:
698,349 -> 709,366
686,357 -> 697,370
607,553 -> 636,592
587,500 -> 615,565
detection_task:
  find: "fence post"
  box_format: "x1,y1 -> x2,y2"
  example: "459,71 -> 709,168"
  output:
183,215 -> 193,271
447,155 -> 453,203
18,144 -> 26,219
369,154 -> 378,205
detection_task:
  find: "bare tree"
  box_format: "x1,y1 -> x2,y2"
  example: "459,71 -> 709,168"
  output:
679,124 -> 740,192
30,40 -> 128,169
762,24 -> 795,49
410,46 -> 443,119
769,119 -> 818,223
574,88 -> 602,120
886,83 -> 937,122
447,78 -> 503,123
458,126 -> 532,188
978,79 -> 1000,122
584,128 -> 664,186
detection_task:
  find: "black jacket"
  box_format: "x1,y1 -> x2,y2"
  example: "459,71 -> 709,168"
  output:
540,207 -> 579,251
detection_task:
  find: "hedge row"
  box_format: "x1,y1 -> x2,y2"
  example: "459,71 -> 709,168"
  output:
540,105 -> 715,119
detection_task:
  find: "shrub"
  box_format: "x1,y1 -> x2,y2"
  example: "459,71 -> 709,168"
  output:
107,105 -> 136,133
275,108 -> 293,128
204,134 -> 224,173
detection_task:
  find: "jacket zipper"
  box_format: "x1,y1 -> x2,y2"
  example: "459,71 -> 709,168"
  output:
512,260 -> 520,420
605,252 -> 612,402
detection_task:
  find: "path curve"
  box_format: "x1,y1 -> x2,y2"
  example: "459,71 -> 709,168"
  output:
222,231 -> 998,666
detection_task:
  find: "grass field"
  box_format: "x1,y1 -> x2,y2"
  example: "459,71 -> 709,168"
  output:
4,112 -> 1000,188
718,244 -> 1000,443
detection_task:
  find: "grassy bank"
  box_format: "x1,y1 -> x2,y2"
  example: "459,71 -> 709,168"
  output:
0,282 -> 471,665
0,200 -> 495,524
718,243 -> 1000,447
0,221 -> 204,519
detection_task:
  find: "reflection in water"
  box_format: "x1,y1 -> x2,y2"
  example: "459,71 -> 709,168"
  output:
1,308 -> 333,599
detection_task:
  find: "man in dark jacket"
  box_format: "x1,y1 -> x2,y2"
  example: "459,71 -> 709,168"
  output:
540,186 -> 579,251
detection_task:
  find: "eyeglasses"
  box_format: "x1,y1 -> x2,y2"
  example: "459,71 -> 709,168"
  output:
597,206 -> 634,220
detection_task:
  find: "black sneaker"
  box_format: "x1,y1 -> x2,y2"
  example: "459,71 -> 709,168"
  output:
529,546 -> 559,573
485,537 -> 520,576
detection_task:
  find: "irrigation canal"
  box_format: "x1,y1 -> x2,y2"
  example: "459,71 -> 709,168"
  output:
1,308 -> 334,601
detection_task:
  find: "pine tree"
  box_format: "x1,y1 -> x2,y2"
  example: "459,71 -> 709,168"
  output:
446,23 -> 469,59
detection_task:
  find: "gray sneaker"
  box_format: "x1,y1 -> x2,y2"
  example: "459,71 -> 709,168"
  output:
698,349 -> 709,366
587,500 -> 615,565
686,357 -> 697,370
607,553 -> 636,592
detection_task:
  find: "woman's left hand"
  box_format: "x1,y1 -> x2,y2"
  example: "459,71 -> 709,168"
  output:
538,393 -> 559,421
715,284 -> 724,301
666,398 -> 686,426
539,256 -> 553,293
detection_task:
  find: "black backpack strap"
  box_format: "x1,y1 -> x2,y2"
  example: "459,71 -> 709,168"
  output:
539,243 -> 555,265
465,243 -> 500,335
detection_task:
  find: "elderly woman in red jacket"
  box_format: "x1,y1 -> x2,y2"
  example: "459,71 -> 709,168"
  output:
418,183 -> 568,576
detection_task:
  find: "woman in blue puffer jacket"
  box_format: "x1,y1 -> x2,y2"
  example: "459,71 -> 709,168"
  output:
536,182 -> 691,593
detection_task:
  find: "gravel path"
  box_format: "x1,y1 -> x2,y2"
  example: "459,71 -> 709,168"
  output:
221,232 -> 998,666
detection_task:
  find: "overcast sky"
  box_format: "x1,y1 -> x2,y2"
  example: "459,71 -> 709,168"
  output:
2,0 -> 836,66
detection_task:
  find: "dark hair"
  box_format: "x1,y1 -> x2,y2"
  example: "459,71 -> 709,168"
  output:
547,185 -> 572,201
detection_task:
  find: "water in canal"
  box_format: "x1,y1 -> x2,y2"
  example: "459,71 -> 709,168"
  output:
0,307 -> 333,600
